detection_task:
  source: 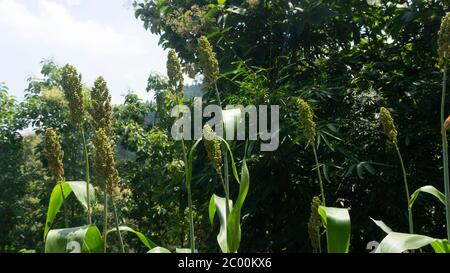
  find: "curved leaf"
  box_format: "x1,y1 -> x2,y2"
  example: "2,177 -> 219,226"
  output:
65,181 -> 96,210
409,185 -> 445,208
44,183 -> 72,240
375,232 -> 436,253
107,226 -> 157,250
227,159 -> 250,253
370,217 -> 393,234
318,206 -> 351,253
45,225 -> 103,253
209,194 -> 233,253
44,181 -> 96,240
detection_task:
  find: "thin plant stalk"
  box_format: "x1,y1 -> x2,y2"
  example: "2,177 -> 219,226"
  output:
112,198 -> 125,253
102,185 -> 108,253
175,95 -> 195,253
312,145 -> 325,206
214,83 -> 231,233
395,145 -> 414,234
81,127 -> 92,225
441,61 -> 450,241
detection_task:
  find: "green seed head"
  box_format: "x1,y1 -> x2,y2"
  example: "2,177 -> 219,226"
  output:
44,128 -> 65,183
93,128 -> 120,198
438,12 -> 450,63
61,64 -> 85,128
307,196 -> 322,253
202,124 -> 222,174
90,76 -> 113,136
298,99 -> 316,143
198,36 -> 219,89
167,49 -> 184,97
380,107 -> 398,146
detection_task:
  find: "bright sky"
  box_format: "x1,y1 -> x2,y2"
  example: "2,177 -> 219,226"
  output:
0,0 -> 167,104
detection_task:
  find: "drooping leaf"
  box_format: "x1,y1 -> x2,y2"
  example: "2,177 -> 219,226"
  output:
107,226 -> 157,250
369,217 -> 393,234
318,206 -> 351,253
209,194 -> 233,253
227,159 -> 250,253
65,181 -> 96,210
45,225 -> 103,253
44,181 -> 96,239
375,232 -> 436,253
44,183 -> 72,240
409,185 -> 445,208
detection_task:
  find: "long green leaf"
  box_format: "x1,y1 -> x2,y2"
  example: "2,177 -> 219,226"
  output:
107,226 -> 157,250
375,232 -> 436,253
217,136 -> 240,183
409,185 -> 445,208
44,181 -> 96,240
227,159 -> 250,253
209,194 -> 233,253
318,206 -> 351,253
186,139 -> 201,188
45,225 -> 103,253
44,183 -> 72,240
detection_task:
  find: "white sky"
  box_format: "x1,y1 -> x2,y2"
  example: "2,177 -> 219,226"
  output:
0,0 -> 167,104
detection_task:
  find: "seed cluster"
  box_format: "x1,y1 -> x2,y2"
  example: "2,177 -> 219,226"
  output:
61,64 -> 85,128
91,77 -> 113,136
202,125 -> 222,174
44,128 -> 65,183
167,49 -> 184,97
298,99 -> 316,144
93,128 -> 121,198
438,12 -> 450,63
307,196 -> 322,253
380,107 -> 398,146
198,36 -> 219,89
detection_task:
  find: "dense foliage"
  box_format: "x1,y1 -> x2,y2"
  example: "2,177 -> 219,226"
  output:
1,0 -> 450,252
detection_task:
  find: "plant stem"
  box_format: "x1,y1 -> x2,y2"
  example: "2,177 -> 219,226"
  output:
174,92 -> 195,253
395,145 -> 414,234
441,62 -> 450,241
102,185 -> 108,253
112,198 -> 125,253
312,145 -> 325,206
81,127 -> 92,225
186,182 -> 195,253
223,150 -> 230,219
59,182 -> 68,228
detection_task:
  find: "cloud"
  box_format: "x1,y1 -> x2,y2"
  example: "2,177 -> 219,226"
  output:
0,0 -> 138,55
65,0 -> 81,6
0,0 -> 166,104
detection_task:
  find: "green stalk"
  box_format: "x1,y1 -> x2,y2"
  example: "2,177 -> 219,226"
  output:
112,198 -> 125,253
102,184 -> 108,253
441,62 -> 450,241
175,93 -> 195,253
214,83 -> 232,252
312,145 -> 325,206
395,145 -> 414,234
81,127 -> 92,225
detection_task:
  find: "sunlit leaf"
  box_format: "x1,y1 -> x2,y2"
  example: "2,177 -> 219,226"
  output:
45,225 -> 103,253
318,206 -> 351,253
409,185 -> 445,208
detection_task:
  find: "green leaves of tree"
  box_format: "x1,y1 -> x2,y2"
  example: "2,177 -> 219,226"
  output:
318,206 -> 351,253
